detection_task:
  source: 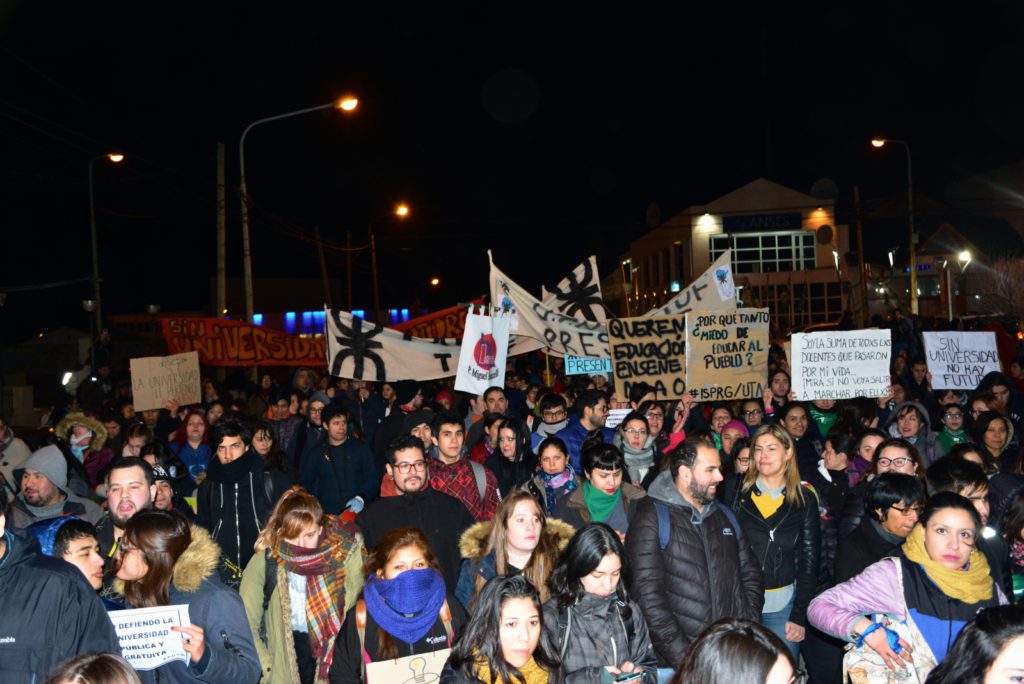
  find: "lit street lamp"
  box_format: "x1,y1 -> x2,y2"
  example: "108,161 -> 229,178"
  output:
871,138 -> 917,314
239,97 -> 358,324
88,153 -> 125,334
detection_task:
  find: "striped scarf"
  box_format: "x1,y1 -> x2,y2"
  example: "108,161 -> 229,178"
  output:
274,515 -> 362,681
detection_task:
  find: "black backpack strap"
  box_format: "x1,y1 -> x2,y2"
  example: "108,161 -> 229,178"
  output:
717,502 -> 743,540
557,607 -> 572,659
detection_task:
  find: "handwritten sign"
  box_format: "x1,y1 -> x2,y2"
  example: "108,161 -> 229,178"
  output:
923,332 -> 1001,390
791,329 -> 891,400
130,352 -> 201,412
565,355 -> 613,375
685,308 -> 769,402
162,318 -> 327,366
608,315 -> 688,400
365,647 -> 451,683
109,604 -> 191,671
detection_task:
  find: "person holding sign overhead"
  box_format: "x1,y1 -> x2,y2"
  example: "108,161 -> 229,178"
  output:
112,509 -> 260,683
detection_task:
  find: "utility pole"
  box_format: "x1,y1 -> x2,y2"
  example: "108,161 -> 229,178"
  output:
314,226 -> 332,309
370,225 -> 381,323
854,186 -> 868,327
216,143 -> 226,319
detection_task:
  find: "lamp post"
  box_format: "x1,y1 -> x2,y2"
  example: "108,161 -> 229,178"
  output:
88,153 -> 125,334
239,97 -> 358,324
871,138 -> 917,314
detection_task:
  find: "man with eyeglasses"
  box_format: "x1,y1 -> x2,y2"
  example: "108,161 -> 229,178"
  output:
926,456 -> 1013,599
287,390 -> 331,472
356,434 -> 473,591
530,393 -> 570,451
554,388 -> 615,474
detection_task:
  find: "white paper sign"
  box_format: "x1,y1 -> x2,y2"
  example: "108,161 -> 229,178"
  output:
365,647 -> 451,683
605,407 -> 631,429
454,307 -> 512,395
109,604 -> 192,671
791,329 -> 892,400
923,331 -> 1002,390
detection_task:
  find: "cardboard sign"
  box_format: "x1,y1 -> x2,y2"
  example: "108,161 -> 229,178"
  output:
791,329 -> 892,400
364,647 -> 451,683
454,307 -> 511,394
109,604 -> 191,671
162,318 -> 327,366
565,355 -> 613,375
685,309 -> 769,402
608,315 -> 688,400
130,352 -> 201,412
923,331 -> 1001,390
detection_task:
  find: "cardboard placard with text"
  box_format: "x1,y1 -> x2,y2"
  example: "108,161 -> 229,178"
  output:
923,331 -> 1001,390
685,308 -> 770,402
608,314 -> 688,400
791,329 -> 891,400
130,352 -> 201,412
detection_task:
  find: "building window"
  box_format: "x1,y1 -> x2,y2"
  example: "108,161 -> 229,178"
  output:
709,231 -> 817,274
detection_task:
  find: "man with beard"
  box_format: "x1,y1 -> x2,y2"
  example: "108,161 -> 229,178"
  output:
94,457 -> 156,568
8,445 -> 102,529
626,439 -> 763,671
356,435 -> 473,591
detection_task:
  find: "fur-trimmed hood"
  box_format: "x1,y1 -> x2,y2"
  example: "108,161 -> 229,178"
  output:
56,412 -> 108,452
115,525 -> 222,595
458,516 -> 575,562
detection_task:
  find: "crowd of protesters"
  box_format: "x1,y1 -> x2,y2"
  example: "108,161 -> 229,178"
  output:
2,313 -> 1024,684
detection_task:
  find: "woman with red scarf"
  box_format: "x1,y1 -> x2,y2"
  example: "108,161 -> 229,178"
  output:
240,487 -> 366,684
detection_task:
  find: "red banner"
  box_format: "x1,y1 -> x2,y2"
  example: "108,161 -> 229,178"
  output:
391,299 -> 483,339
162,318 -> 326,367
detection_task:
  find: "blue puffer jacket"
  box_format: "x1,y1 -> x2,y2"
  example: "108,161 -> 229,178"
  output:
553,416 -> 614,474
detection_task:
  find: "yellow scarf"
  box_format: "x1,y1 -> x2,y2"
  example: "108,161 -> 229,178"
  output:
473,656 -> 550,684
901,525 -> 994,604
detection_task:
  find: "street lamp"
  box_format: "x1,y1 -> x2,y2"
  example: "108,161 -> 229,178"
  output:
870,137 -> 917,314
88,153 -> 125,334
239,97 -> 358,324
958,250 -> 972,271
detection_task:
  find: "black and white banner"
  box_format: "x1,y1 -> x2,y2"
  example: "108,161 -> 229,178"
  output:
541,255 -> 606,323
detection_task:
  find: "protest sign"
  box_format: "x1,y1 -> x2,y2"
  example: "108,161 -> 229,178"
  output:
455,307 -> 512,394
565,355 -> 613,375
923,331 -> 1001,390
162,318 -> 327,366
325,309 -> 461,381
646,250 -> 737,317
109,604 -> 191,671
608,315 -> 688,400
541,255 -> 606,322
791,329 -> 891,400
490,252 -> 611,358
685,308 -> 769,402
606,407 -> 631,429
365,648 -> 451,683
130,352 -> 201,412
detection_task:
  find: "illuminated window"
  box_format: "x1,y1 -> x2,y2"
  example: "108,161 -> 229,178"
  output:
709,231 -> 817,274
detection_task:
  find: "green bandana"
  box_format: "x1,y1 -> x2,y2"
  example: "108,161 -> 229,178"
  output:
583,480 -> 621,523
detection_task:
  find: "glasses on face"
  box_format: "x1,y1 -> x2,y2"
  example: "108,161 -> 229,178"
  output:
735,456 -> 751,465
889,504 -> 923,515
644,412 -> 664,420
308,407 -> 323,415
743,409 -> 763,416
117,544 -> 140,555
943,412 -> 963,420
624,428 -> 648,437
394,460 -> 427,474
877,456 -> 912,468
542,410 -> 566,419
498,436 -> 517,443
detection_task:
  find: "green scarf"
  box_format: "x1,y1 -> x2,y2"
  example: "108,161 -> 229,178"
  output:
583,480 -> 621,523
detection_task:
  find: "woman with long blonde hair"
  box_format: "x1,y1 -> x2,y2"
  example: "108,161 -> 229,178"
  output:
239,486 -> 365,684
720,422 -> 820,662
455,489 -> 574,610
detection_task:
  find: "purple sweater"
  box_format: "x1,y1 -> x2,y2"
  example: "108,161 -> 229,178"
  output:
808,557 -> 1008,642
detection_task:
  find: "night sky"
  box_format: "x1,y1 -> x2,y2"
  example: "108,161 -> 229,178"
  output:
4,2 -> 1024,345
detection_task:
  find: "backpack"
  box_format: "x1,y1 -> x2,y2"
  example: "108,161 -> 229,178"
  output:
355,598 -> 453,680
258,550 -> 278,642
468,460 -> 487,501
653,500 -> 742,550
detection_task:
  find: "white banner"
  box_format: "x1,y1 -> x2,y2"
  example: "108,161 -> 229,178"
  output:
791,329 -> 892,400
109,604 -> 191,671
455,307 -> 512,394
923,331 -> 1001,390
325,309 -> 460,381
541,255 -> 606,322
490,252 -> 611,358
645,250 -> 737,316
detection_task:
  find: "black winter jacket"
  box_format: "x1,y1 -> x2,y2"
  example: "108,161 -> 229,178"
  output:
542,592 -> 657,683
356,487 -> 474,592
196,449 -> 290,587
834,516 -> 905,584
625,472 -> 763,667
730,481 -> 821,627
0,530 -> 121,683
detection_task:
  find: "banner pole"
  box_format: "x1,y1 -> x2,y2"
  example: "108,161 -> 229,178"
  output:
545,353 -> 551,388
